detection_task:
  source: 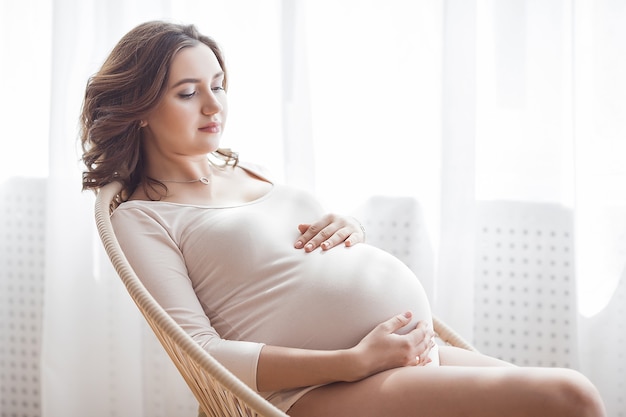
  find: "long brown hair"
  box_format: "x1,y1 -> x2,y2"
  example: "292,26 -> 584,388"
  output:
80,21 -> 237,203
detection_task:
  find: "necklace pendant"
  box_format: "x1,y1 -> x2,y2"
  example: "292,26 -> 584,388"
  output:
199,176 -> 211,185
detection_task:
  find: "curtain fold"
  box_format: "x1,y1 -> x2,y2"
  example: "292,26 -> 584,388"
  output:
3,0 -> 616,416
437,0 -> 477,337
573,2 -> 626,415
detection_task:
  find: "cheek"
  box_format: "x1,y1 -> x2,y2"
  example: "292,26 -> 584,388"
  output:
154,104 -> 192,130
220,98 -> 229,124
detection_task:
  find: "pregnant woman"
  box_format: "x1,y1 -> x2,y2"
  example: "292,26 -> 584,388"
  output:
81,20 -> 606,417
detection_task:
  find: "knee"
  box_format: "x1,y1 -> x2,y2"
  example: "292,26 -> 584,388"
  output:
551,369 -> 605,417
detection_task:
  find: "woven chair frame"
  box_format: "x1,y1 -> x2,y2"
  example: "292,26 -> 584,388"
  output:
95,181 -> 476,417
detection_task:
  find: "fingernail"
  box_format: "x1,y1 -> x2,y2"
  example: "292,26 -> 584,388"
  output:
305,243 -> 314,252
295,240 -> 303,249
321,241 -> 329,250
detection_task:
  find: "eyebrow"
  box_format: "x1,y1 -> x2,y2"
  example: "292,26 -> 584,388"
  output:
171,71 -> 225,88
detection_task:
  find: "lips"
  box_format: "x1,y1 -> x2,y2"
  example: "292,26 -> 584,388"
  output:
199,122 -> 221,133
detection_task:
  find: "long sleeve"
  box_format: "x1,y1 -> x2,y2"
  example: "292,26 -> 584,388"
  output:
111,206 -> 265,390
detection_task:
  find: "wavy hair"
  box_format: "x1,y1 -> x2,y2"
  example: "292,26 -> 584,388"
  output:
80,21 -> 237,203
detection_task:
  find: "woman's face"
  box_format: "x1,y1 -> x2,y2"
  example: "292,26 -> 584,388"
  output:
142,43 -> 228,159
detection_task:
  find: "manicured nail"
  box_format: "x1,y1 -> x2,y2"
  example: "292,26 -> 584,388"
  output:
305,243 -> 314,252
295,240 -> 303,249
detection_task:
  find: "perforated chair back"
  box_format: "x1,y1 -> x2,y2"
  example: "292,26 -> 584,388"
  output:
0,177 -> 46,417
474,201 -> 577,367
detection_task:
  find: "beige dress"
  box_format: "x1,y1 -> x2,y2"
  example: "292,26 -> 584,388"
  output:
111,163 -> 438,412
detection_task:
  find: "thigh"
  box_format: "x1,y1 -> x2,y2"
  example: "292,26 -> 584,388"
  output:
287,364 -> 601,417
438,345 -> 516,367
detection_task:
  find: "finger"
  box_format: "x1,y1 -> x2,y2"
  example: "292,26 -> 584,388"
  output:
303,218 -> 348,252
415,356 -> 433,367
303,225 -> 334,252
407,322 -> 433,349
413,324 -> 436,362
379,311 -> 413,334
320,227 -> 351,251
413,320 -> 434,338
294,224 -> 310,248
424,323 -> 435,341
408,320 -> 429,334
294,216 -> 333,251
345,218 -> 366,246
294,223 -> 315,249
296,215 -> 364,250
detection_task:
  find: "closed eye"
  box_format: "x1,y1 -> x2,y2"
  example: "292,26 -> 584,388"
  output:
179,91 -> 197,99
179,87 -> 223,98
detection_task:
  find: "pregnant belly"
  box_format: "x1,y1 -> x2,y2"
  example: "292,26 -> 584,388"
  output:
247,244 -> 433,352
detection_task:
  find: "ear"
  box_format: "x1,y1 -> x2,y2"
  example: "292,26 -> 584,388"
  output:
139,120 -> 148,127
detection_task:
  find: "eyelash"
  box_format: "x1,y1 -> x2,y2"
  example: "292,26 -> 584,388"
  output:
178,86 -> 225,99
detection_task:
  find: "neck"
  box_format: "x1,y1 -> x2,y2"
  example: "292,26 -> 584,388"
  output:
146,157 -> 214,185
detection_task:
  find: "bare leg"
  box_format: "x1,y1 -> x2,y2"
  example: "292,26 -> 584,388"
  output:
438,345 -> 516,366
288,346 -> 606,417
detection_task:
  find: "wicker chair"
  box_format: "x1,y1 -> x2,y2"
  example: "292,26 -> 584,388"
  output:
94,181 -> 476,417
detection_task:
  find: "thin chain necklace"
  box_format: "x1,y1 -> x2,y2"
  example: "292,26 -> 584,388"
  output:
155,165 -> 212,185
158,176 -> 211,185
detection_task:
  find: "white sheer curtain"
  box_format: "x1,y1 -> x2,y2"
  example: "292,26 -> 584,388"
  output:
470,2 -> 626,415
0,0 -> 624,416
40,1 -> 286,416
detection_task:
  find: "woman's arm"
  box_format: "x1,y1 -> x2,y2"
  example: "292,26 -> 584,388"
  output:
257,312 -> 434,392
112,207 -> 266,388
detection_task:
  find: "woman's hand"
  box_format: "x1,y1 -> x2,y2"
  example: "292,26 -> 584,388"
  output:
257,312 -> 435,392
347,312 -> 435,382
294,213 -> 366,252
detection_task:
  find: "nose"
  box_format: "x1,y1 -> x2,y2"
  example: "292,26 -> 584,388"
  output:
201,91 -> 223,115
